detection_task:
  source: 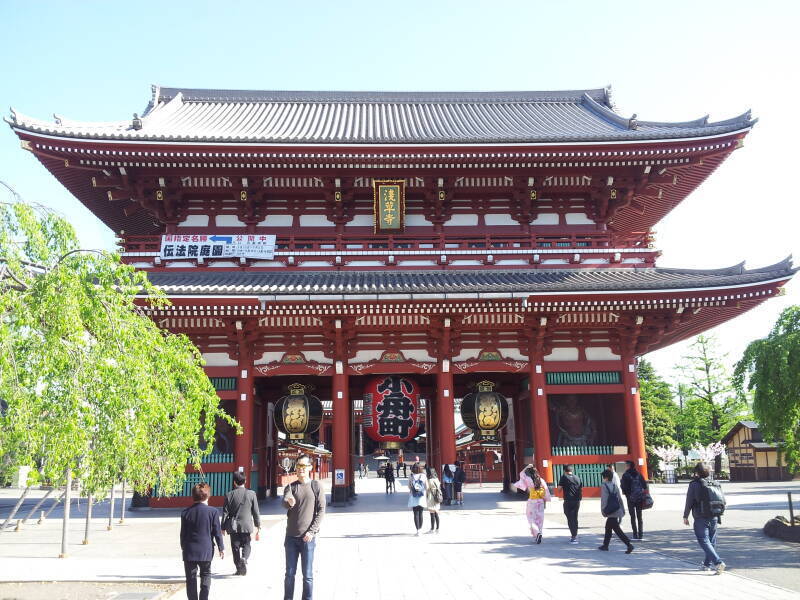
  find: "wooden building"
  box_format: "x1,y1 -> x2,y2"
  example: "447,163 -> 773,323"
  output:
722,421 -> 795,482
7,86 -> 796,504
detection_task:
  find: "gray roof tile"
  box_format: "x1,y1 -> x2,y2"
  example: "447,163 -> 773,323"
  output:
8,86 -> 754,144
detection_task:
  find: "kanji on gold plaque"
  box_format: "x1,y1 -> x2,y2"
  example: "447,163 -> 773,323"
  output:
373,180 -> 405,232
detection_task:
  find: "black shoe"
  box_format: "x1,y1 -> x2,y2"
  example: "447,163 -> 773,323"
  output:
598,546 -> 609,551
536,533 -> 542,544
240,561 -> 247,575
626,545 -> 634,554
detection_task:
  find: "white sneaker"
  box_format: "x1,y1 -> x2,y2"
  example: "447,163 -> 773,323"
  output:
715,562 -> 726,574
570,538 -> 579,544
415,530 -> 420,537
699,564 -> 711,572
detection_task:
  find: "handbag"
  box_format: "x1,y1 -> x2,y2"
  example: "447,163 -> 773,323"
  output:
602,483 -> 621,516
640,491 -> 654,510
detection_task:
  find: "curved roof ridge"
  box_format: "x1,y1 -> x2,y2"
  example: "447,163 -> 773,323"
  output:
581,92 -> 630,129
155,86 -> 612,104
745,255 -> 796,274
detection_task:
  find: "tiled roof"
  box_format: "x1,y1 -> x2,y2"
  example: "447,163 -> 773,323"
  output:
7,86 -> 754,144
145,258 -> 795,296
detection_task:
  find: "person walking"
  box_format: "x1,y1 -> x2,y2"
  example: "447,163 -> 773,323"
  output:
425,466 -> 443,533
559,464 -> 583,544
598,469 -> 634,553
385,461 -> 396,493
453,461 -> 467,505
683,462 -> 726,574
514,465 -> 551,544
180,483 -> 224,600
442,464 -> 454,506
407,462 -> 428,536
283,455 -> 326,600
620,460 -> 648,540
222,471 -> 261,576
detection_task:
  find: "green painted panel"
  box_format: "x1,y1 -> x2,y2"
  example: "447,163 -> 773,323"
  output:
210,377 -> 237,391
553,463 -> 606,488
546,371 -> 621,385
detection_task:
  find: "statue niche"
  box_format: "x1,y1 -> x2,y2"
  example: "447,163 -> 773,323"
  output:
549,395 -> 597,447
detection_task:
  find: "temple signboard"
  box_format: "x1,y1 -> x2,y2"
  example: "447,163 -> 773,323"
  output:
373,180 -> 405,232
160,234 -> 276,260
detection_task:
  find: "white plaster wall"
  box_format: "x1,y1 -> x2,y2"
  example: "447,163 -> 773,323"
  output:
215,215 -> 246,227
583,258 -> 609,264
202,352 -> 237,367
299,215 -> 334,227
531,213 -> 559,225
130,261 -> 153,268
496,259 -> 528,266
250,260 -> 285,267
298,261 -> 331,267
565,212 -> 595,225
258,214 -> 293,227
255,351 -> 332,365
352,350 -> 386,363
450,260 -> 483,266
208,261 -> 239,267
485,214 -> 517,226
623,258 -> 645,264
443,214 -> 479,226
544,347 -> 579,361
542,258 -> 568,264
586,347 -> 621,361
405,214 -> 433,226
398,260 -> 437,267
345,215 -> 374,227
177,214 -> 210,227
165,262 -> 196,268
348,261 -> 385,267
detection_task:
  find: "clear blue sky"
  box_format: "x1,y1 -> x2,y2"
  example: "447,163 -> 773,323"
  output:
1,0 -> 798,378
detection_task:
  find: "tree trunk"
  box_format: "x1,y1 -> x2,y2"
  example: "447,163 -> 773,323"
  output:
107,485 -> 115,531
0,487 -> 30,533
82,494 -> 93,545
60,469 -> 72,558
41,491 -> 66,523
711,412 -> 722,476
22,488 -> 53,524
119,481 -> 126,524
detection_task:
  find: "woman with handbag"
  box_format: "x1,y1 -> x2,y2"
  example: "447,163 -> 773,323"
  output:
425,466 -> 442,533
514,465 -> 551,544
598,469 -> 634,553
407,462 -> 428,536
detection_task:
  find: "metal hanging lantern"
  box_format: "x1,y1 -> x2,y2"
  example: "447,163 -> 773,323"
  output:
363,375 -> 420,449
460,380 -> 509,442
274,383 -> 323,442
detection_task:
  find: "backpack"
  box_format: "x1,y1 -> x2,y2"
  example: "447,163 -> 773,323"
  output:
699,478 -> 726,520
430,481 -> 443,504
412,477 -> 425,497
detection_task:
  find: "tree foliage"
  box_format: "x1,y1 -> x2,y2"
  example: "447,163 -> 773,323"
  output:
0,201 -> 238,495
637,359 -> 678,474
734,305 -> 800,472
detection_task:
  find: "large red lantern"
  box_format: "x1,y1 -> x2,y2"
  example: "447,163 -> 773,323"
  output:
363,375 -> 420,449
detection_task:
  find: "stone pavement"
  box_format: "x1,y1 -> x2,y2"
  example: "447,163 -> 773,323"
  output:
1,477 -> 798,599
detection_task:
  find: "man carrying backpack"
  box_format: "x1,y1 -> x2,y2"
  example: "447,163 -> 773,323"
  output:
683,462 -> 726,574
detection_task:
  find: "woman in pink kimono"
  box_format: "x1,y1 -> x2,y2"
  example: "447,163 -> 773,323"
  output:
515,465 -> 551,544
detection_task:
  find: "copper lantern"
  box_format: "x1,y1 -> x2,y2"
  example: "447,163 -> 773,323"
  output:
274,383 -> 323,442
460,380 -> 509,441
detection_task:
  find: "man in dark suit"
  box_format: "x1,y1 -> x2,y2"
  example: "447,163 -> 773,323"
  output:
222,470 -> 261,575
180,482 -> 224,600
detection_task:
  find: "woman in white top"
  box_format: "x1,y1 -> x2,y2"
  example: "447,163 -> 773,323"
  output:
407,462 -> 428,536
425,466 -> 442,533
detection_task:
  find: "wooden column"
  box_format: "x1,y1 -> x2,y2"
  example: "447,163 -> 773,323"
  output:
331,363 -> 350,504
235,338 -> 255,487
436,367 -> 456,466
256,401 -> 271,499
622,354 -> 649,479
529,356 -> 553,484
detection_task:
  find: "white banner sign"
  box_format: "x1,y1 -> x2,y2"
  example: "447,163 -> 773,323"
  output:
160,234 -> 276,260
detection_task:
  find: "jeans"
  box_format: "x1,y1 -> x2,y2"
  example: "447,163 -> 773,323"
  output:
230,532 -> 252,570
602,517 -> 632,548
693,517 -> 722,566
626,498 -> 643,537
563,500 -> 580,538
284,535 -> 316,600
183,560 -> 211,600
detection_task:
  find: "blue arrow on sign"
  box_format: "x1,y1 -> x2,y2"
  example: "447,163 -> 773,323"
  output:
209,235 -> 233,243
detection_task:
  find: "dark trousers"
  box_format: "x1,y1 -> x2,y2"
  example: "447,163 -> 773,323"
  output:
602,517 -> 632,548
626,498 -> 643,537
412,506 -> 424,530
284,535 -> 315,600
563,500 -> 580,538
230,531 -> 252,570
183,560 -> 211,600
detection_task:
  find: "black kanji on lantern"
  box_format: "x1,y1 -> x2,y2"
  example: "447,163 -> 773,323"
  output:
376,377 -> 414,439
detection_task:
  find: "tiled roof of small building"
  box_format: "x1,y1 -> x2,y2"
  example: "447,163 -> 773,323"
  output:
7,85 -> 754,144
144,258 -> 795,296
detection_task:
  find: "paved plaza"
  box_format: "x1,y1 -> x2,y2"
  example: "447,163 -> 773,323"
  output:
1,477 -> 798,599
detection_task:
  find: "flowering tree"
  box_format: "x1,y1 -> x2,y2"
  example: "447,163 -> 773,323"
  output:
692,442 -> 726,476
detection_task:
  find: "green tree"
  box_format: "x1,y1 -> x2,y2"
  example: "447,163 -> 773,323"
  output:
637,359 -> 678,475
734,305 -> 800,473
675,335 -> 749,474
0,200 -> 237,532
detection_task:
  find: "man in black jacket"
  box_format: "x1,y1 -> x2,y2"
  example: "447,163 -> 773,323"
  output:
620,460 -> 647,540
180,483 -> 224,600
558,465 -> 583,543
683,462 -> 726,574
222,471 -> 261,576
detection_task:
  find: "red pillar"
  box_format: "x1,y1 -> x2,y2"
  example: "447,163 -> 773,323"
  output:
235,343 -> 255,488
436,366 -> 456,466
529,359 -> 553,483
622,355 -> 649,479
332,365 -> 350,504
256,399 -> 269,498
